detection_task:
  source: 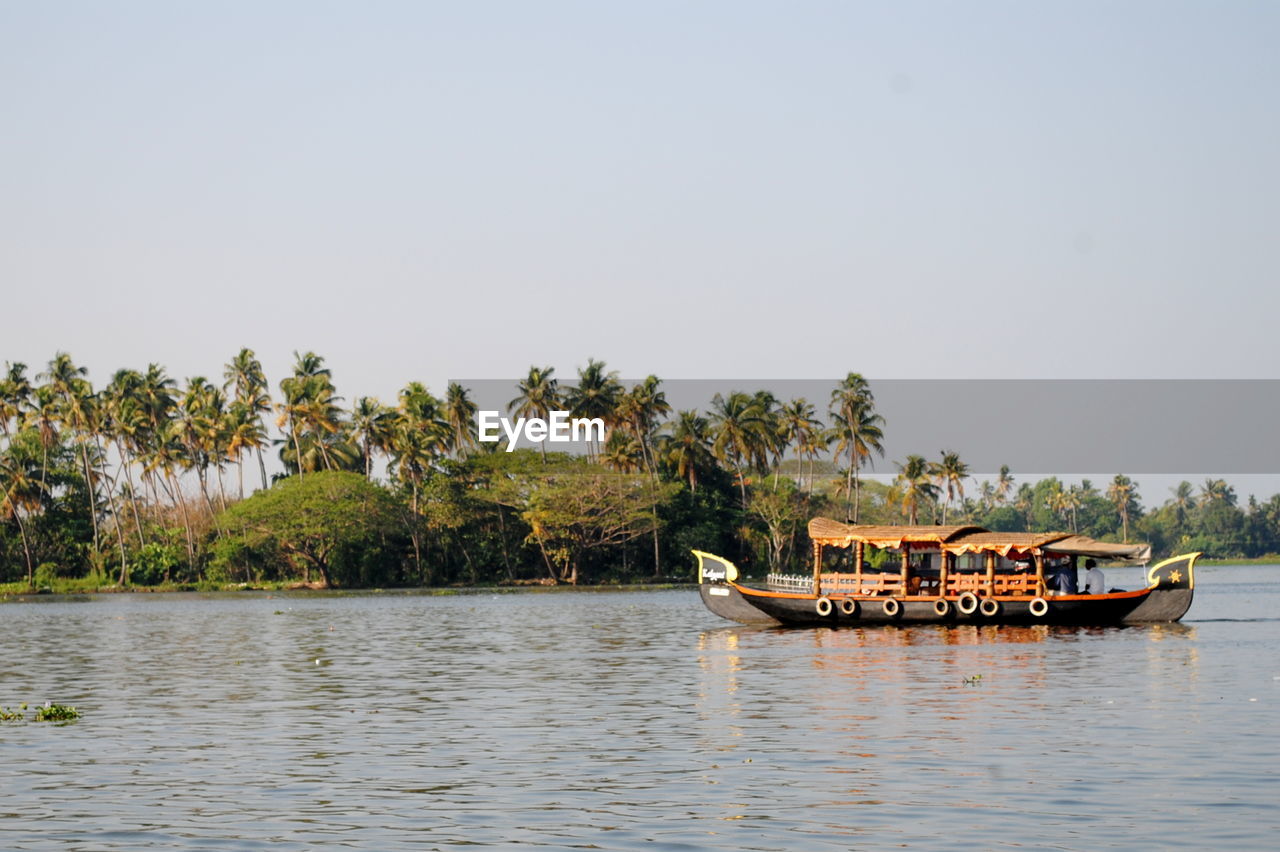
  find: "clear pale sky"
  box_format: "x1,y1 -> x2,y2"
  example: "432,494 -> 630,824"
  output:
3,1 -> 1277,406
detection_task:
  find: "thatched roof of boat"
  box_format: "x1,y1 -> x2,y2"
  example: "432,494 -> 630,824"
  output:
1042,535 -> 1152,565
807,518 -> 1151,564
943,530 -> 1072,556
807,518 -> 982,548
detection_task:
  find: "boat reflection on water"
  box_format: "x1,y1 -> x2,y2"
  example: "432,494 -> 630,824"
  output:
694,621 -> 1202,752
699,620 -> 1197,652
692,620 -> 1207,826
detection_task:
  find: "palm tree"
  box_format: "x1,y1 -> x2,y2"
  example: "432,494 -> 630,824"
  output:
1064,484 -> 1083,533
386,421 -> 436,578
709,391 -> 768,507
995,465 -> 1014,504
223,402 -> 268,498
1199,478 -> 1235,507
141,422 -> 197,573
350,396 -> 395,477
934,450 -> 969,524
0,444 -> 44,584
444,382 -> 478,459
103,368 -> 150,543
0,362 -> 32,439
397,382 -> 450,457
829,373 -> 884,523
223,348 -> 271,491
40,353 -> 101,550
749,390 -> 782,475
1044,479 -> 1068,528
508,366 -> 560,460
564,359 -> 623,461
894,455 -> 939,524
1169,481 -> 1194,527
136,364 -> 177,506
616,375 -> 670,475
24,386 -> 60,491
616,375 -> 670,574
1107,474 -> 1139,542
657,410 -> 717,492
779,398 -> 823,492
277,352 -> 343,476
173,377 -> 224,513
601,430 -> 644,473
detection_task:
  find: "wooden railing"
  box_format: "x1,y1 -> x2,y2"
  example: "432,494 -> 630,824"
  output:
944,573 -> 1038,596
798,571 -> 1042,597
766,573 -> 813,593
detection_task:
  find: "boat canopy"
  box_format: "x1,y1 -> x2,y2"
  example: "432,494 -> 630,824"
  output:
1041,535 -> 1152,566
808,518 -> 981,549
807,518 -> 1151,565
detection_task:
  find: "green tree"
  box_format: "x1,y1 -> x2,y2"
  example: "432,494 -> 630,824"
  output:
934,450 -> 969,524
829,373 -> 884,523
507,366 -> 561,460
0,443 -> 44,584
657,410 -> 718,493
779,398 -> 824,494
564,359 -> 623,462
444,382 -> 478,459
521,473 -> 673,584
0,362 -> 32,439
747,477 -> 807,571
1107,474 -> 1140,542
223,348 -> 272,490
893,454 -> 938,524
39,353 -> 101,550
350,396 -> 395,478
216,471 -> 404,587
709,391 -> 769,508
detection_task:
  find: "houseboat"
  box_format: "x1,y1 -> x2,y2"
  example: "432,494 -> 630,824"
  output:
696,518 -> 1196,626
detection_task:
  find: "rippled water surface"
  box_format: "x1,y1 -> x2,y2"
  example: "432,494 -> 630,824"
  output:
3,565 -> 1279,850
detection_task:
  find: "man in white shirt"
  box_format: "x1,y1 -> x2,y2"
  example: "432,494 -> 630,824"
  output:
1083,559 -> 1107,595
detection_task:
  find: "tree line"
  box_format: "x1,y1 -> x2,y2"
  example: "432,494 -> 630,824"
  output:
1,353 -> 1276,591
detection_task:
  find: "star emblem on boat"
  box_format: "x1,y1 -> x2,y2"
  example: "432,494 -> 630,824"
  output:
1169,569 -> 1182,583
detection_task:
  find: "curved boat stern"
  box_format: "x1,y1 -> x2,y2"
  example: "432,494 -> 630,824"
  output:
1122,552 -> 1199,623
693,551 -> 779,625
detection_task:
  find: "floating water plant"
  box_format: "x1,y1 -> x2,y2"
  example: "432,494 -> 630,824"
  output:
0,703 -> 27,721
34,702 -> 80,722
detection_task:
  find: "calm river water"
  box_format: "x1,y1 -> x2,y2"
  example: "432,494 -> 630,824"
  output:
2,565 -> 1278,850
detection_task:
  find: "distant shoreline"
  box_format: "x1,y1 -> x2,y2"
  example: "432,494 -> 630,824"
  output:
0,580 -> 698,602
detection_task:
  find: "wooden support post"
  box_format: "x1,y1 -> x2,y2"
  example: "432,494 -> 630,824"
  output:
900,546 -> 910,596
854,541 -> 864,595
813,541 -> 823,595
1034,553 -> 1046,597
985,551 -> 996,597
939,550 -> 950,597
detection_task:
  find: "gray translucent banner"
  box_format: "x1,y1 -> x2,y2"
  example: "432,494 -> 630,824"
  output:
453,379 -> 1279,474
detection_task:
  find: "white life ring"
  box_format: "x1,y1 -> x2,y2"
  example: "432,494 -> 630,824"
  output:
957,592 -> 980,615
839,597 -> 858,616
882,598 -> 902,618
815,596 -> 833,616
979,597 -> 1001,617
1029,597 -> 1049,617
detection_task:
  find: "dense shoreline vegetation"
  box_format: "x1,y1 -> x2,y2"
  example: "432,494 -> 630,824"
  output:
2,352 -> 1277,593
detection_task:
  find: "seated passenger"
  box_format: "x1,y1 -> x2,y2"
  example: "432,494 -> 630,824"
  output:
1083,559 -> 1107,595
1045,558 -> 1077,595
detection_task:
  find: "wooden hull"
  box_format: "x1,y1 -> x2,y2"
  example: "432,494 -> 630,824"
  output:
716,585 -> 1190,626
697,553 -> 1197,627
698,582 -> 781,625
